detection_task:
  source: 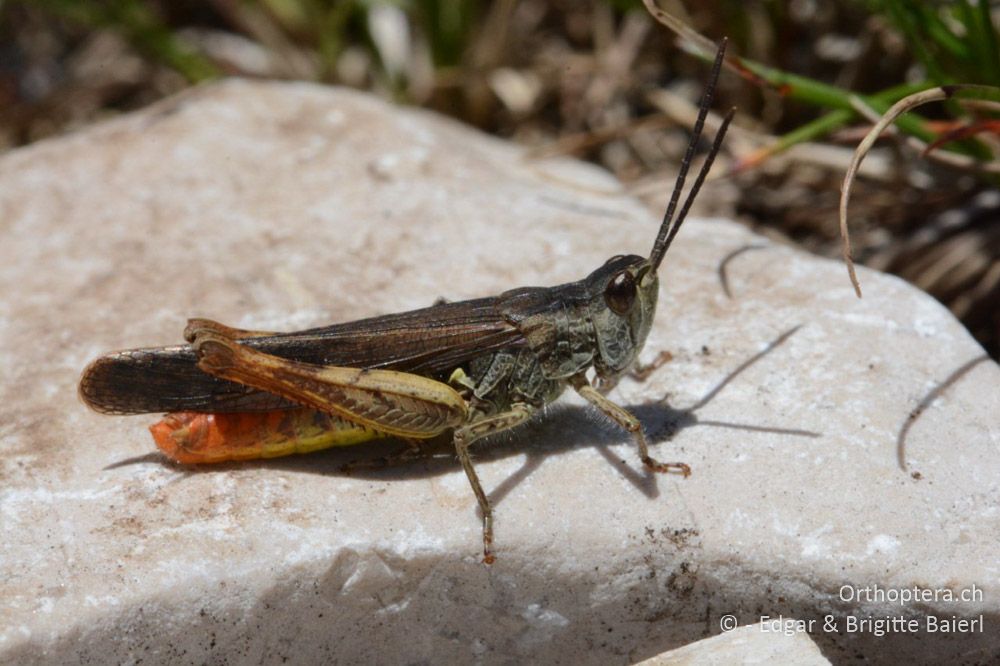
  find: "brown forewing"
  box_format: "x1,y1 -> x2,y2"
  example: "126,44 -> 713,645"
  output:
80,297 -> 526,414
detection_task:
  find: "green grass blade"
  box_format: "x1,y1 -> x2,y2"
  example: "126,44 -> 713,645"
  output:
970,0 -> 1000,85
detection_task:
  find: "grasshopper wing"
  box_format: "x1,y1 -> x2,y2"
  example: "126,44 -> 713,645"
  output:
80,297 -> 525,414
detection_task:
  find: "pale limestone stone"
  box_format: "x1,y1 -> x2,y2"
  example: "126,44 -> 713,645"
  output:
0,80 -> 997,664
637,622 -> 830,665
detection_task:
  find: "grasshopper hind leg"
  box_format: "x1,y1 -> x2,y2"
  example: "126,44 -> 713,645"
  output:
453,403 -> 534,564
340,437 -> 426,472
185,322 -> 467,439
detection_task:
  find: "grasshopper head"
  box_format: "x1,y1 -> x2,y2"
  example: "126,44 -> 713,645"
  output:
591,40 -> 734,381
587,254 -> 658,378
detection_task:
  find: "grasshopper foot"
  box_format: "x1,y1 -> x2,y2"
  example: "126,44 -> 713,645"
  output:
483,533 -> 495,565
642,456 -> 691,477
631,350 -> 674,382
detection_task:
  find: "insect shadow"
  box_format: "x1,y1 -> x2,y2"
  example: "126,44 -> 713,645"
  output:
239,323 -> 823,507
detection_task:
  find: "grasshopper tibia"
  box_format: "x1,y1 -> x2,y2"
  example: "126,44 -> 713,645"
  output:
339,437 -> 427,473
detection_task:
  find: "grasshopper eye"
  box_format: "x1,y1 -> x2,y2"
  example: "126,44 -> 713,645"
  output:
604,271 -> 636,316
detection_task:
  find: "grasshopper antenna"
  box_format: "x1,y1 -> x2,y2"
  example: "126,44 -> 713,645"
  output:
649,38 -> 733,273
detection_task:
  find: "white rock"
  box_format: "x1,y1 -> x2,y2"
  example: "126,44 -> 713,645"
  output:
0,80 -> 997,664
637,621 -> 830,665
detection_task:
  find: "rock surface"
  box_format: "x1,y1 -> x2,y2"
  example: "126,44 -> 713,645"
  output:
1,80 -> 997,665
637,622 -> 830,665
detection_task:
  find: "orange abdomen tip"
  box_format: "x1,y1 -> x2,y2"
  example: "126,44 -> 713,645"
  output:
150,410 -> 384,464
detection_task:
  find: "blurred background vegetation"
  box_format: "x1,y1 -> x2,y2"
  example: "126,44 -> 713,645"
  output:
1,0 -> 997,358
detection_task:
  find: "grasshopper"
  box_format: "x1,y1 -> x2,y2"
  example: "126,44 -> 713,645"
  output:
79,43 -> 733,563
